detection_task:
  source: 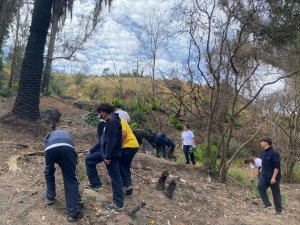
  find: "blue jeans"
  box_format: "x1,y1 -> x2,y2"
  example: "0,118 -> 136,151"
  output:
44,146 -> 79,217
258,174 -> 282,213
85,150 -> 103,187
120,148 -> 139,187
106,158 -> 124,207
183,145 -> 195,165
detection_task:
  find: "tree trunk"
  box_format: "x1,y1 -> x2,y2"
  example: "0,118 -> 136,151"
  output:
41,11 -> 59,95
9,0 -> 21,87
12,0 -> 53,120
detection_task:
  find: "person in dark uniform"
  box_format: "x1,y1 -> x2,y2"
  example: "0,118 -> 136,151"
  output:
155,132 -> 167,158
258,137 -> 283,215
43,130 -> 83,222
165,138 -> 176,160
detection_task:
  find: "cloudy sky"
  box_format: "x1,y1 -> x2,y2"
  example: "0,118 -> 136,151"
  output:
52,0 -> 186,75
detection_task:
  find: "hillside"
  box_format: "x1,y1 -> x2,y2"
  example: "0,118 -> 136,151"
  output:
0,96 -> 299,225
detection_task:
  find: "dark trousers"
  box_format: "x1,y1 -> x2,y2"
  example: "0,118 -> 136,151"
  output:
44,146 -> 79,217
106,158 -> 124,207
120,148 -> 139,187
183,145 -> 195,165
85,150 -> 103,187
156,143 -> 166,158
258,174 -> 282,213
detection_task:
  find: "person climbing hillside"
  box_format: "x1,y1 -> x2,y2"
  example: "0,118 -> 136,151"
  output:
244,157 -> 262,182
85,103 -> 124,212
120,118 -> 139,196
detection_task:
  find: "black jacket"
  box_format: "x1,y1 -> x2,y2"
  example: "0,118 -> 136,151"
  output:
101,113 -> 122,160
89,120 -> 106,153
260,147 -> 281,180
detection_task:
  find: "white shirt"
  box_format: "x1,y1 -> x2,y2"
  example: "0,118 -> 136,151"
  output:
249,158 -> 262,169
181,130 -> 194,145
115,109 -> 130,122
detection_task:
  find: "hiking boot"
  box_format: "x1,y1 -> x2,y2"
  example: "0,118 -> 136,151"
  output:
84,184 -> 101,192
123,186 -> 133,195
67,211 -> 84,222
104,203 -> 124,213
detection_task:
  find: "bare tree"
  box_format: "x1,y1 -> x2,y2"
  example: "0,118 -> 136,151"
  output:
135,9 -> 171,98
166,0 -> 299,180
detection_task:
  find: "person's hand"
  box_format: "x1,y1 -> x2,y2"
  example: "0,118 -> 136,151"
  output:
271,177 -> 276,185
104,159 -> 111,165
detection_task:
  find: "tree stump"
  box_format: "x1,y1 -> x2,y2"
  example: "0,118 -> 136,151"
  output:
165,179 -> 177,199
156,170 -> 169,191
128,202 -> 146,219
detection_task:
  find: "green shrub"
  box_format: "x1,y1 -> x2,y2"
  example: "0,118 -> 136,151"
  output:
48,75 -> 67,96
11,82 -> 19,91
194,143 -> 218,173
82,112 -> 99,127
228,168 -> 248,184
0,86 -> 13,97
88,83 -> 101,100
148,99 -> 161,111
130,122 -> 138,129
292,162 -> 300,183
167,113 -> 183,130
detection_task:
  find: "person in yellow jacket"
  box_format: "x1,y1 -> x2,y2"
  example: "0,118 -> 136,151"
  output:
120,119 -> 139,196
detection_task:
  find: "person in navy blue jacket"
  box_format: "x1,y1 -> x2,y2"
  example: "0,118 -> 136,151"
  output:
258,137 -> 282,214
85,103 -> 124,212
43,130 -> 83,222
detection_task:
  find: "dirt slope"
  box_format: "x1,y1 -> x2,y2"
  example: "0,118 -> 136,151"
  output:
0,96 -> 299,225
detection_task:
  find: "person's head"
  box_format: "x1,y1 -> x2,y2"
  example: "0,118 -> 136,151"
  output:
96,103 -> 114,121
114,103 -> 122,109
244,157 -> 255,165
183,124 -> 190,131
260,137 -> 272,149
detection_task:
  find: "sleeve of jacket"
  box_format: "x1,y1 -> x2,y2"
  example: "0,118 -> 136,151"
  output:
272,151 -> 281,169
103,120 -> 120,160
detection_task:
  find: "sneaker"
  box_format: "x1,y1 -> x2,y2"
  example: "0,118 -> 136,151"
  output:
123,186 -> 133,195
85,184 -> 101,192
104,203 -> 124,213
67,211 -> 84,222
265,206 -> 274,209
275,211 -> 283,215
42,192 -> 55,205
45,198 -> 55,205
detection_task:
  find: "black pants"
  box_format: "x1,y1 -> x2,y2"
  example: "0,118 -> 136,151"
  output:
120,148 -> 139,187
106,158 -> 124,207
183,145 -> 195,165
156,143 -> 166,158
85,150 -> 103,187
258,174 -> 282,213
44,146 -> 79,217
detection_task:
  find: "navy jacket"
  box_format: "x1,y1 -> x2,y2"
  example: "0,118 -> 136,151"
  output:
260,147 -> 281,180
44,130 -> 74,149
156,132 -> 167,145
100,113 -> 122,160
89,120 -> 106,153
165,138 -> 175,149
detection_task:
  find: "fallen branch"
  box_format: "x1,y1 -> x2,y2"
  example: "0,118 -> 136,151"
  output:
131,169 -> 154,184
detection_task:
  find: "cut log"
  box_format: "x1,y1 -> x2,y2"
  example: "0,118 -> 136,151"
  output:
165,179 -> 177,199
156,170 -> 169,191
128,202 -> 146,219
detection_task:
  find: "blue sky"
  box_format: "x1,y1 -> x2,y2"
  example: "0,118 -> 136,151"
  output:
51,0 -> 186,75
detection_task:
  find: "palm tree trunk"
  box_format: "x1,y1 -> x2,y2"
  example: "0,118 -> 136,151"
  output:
12,0 -> 53,120
41,11 -> 60,95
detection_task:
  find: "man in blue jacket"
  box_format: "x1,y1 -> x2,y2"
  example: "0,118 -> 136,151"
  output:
85,103 -> 124,212
155,132 -> 167,158
43,130 -> 83,222
258,137 -> 283,214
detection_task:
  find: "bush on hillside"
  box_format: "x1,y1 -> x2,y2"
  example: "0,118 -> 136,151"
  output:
82,112 -> 99,127
167,113 -> 183,130
48,75 -> 68,96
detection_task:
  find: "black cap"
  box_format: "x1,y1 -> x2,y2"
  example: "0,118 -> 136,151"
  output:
261,137 -> 272,146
